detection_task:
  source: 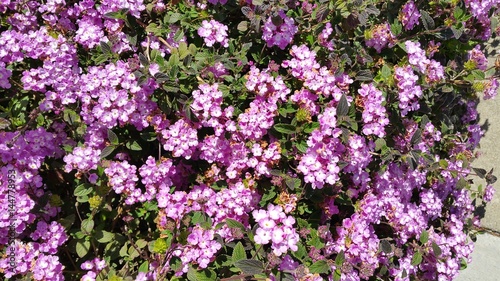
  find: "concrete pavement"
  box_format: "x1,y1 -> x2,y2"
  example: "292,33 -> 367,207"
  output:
456,34 -> 500,280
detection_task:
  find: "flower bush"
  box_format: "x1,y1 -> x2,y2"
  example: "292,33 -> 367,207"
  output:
1,0 -> 499,280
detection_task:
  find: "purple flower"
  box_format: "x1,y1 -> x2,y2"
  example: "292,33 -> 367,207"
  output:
483,78 -> 499,100
484,185 -> 495,202
198,20 -> 229,48
365,23 -> 396,53
399,1 -> 421,31
262,10 -> 298,50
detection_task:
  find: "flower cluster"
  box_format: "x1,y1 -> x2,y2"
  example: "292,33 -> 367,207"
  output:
357,83 -> 389,137
467,45 -> 488,70
297,107 -> 345,189
318,22 -> 335,51
238,66 -> 290,139
282,45 -> 353,102
406,40 -> 445,83
174,226 -> 222,272
394,65 -> 423,116
482,77 -> 499,100
262,10 -> 298,50
160,119 -> 199,159
399,1 -> 421,31
365,23 -> 396,53
104,160 -> 141,205
80,258 -> 106,281
198,19 -> 229,48
0,0 -> 498,280
252,204 -> 299,256
63,146 -> 101,174
0,61 -> 12,88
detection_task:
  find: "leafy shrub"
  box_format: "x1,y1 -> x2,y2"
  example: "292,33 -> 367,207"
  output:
0,0 -> 499,280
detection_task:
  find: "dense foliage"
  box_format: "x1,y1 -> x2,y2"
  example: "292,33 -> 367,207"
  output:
1,0 -> 499,280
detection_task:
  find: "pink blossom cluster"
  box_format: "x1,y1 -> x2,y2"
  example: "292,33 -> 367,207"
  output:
399,1 -> 421,31
63,146 -> 101,174
104,160 -> 141,205
175,226 -> 222,272
262,10 -> 298,50
0,61 -> 12,88
484,184 -> 496,202
405,40 -> 444,83
282,45 -> 353,102
483,77 -> 499,100
156,182 -> 260,240
394,65 -> 423,116
468,45 -> 488,70
153,182 -> 260,272
239,66 -> 290,139
252,204 -> 299,256
318,22 -> 335,51
394,119 -> 441,154
330,214 -> 380,279
290,89 -> 320,115
297,107 -> 345,189
80,258 -> 106,281
198,19 -> 229,48
357,83 -> 389,138
160,118 -> 199,159
365,23 -> 396,53
343,134 -> 373,196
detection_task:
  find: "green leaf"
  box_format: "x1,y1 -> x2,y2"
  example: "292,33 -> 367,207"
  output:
126,140 -> 142,151
168,12 -> 182,23
432,242 -> 442,257
309,260 -> 330,274
420,230 -> 429,244
63,109 -> 81,125
232,242 -> 246,263
100,145 -> 116,159
381,64 -> 391,78
237,21 -> 248,32
420,10 -> 435,30
285,177 -> 301,190
411,251 -> 423,266
274,123 -> 296,134
95,230 -> 114,243
100,41 -> 112,55
81,219 -> 94,234
451,26 -> 463,39
234,259 -> 264,275
74,184 -> 93,197
226,218 -> 246,231
410,129 -> 422,145
337,95 -> 349,117
107,129 -> 119,145
473,168 -> 487,179
152,237 -> 169,254
303,122 -> 320,133
453,6 -> 464,20
333,269 -> 341,281
335,250 -> 345,267
139,261 -> 149,273
355,69 -> 373,81
380,240 -> 392,254
76,240 -> 90,258
390,19 -> 402,36
154,72 -> 169,84
375,138 -> 386,151
187,268 -> 217,281
295,141 -> 308,153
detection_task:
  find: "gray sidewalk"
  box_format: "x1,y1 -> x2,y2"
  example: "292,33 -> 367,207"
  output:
456,37 -> 500,280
